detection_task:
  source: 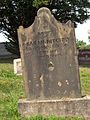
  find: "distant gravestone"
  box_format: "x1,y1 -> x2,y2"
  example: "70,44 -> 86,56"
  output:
14,58 -> 22,75
18,7 -> 81,100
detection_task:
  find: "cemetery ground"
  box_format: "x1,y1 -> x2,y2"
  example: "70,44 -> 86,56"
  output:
0,58 -> 90,120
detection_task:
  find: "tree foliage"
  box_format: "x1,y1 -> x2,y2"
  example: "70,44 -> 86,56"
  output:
76,39 -> 86,49
76,39 -> 90,49
0,0 -> 90,56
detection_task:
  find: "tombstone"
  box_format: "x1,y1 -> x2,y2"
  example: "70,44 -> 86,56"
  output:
18,7 -> 81,99
13,58 -> 22,75
18,7 -> 90,118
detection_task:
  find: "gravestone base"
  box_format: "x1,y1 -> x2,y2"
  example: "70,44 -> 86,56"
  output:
18,96 -> 90,118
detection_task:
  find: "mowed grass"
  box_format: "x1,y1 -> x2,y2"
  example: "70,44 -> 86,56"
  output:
0,58 -> 90,120
79,65 -> 90,96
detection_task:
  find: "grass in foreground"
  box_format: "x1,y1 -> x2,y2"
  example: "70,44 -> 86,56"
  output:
79,65 -> 90,95
0,59 -> 90,120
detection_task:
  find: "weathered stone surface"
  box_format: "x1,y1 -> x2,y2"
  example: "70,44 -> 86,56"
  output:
18,96 -> 90,118
18,7 -> 81,99
13,58 -> 22,75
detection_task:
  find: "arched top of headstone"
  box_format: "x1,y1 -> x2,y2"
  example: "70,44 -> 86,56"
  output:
37,7 -> 51,16
18,7 -> 53,30
18,7 -> 74,49
18,7 -> 73,32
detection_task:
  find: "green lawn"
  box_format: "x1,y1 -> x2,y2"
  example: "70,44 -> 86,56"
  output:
0,58 -> 90,120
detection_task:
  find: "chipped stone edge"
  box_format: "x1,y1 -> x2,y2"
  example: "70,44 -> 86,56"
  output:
18,95 -> 90,104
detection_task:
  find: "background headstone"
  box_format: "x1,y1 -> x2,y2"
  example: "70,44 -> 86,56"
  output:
14,58 -> 22,75
18,7 -> 81,100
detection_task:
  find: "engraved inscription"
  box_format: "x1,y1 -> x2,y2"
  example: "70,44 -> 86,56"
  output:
21,31 -> 69,57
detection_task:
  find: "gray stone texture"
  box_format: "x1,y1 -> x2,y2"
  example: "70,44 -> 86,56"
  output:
18,97 -> 90,118
18,7 -> 81,99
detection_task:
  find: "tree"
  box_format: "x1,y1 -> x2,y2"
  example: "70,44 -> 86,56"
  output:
0,0 -> 90,56
76,39 -> 86,49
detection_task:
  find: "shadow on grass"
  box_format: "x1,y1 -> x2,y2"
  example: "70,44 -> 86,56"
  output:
0,58 -> 15,64
79,64 -> 90,68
